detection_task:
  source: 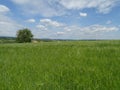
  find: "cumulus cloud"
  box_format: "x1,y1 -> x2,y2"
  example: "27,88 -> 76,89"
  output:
10,0 -> 119,17
56,32 -> 65,35
11,0 -> 30,4
80,12 -> 87,17
26,19 -> 36,23
106,20 -> 112,24
60,0 -> 119,14
33,18 -> 119,39
36,24 -> 47,31
40,19 -> 65,27
0,16 -> 23,36
64,27 -> 72,32
57,24 -> 119,39
83,25 -> 119,34
40,19 -> 119,34
0,5 -> 10,13
0,5 -> 23,37
11,0 -> 65,17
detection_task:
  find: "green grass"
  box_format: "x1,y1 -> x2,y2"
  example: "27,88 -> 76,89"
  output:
0,41 -> 120,90
0,39 -> 16,44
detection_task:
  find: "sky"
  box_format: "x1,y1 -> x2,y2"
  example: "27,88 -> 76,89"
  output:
0,0 -> 120,39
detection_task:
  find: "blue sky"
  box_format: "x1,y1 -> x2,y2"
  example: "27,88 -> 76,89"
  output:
0,0 -> 120,39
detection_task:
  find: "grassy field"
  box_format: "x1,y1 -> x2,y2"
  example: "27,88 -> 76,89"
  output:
0,41 -> 120,90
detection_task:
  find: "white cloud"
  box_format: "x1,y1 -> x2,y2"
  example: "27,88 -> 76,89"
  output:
64,27 -> 72,32
59,24 -> 119,39
80,12 -> 87,17
0,5 -> 10,13
11,0 -> 65,17
40,19 -> 65,27
36,25 -> 47,31
83,25 -> 119,34
60,0 -> 119,14
56,32 -> 65,35
11,0 -> 30,4
0,5 -> 23,37
34,19 -> 119,39
26,19 -> 36,23
10,0 -> 119,17
0,19 -> 23,36
106,20 -> 112,24
63,24 -> 118,37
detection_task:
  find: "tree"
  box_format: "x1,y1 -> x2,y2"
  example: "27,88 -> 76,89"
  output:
16,28 -> 33,43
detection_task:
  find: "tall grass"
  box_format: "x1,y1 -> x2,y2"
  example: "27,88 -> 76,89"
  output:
0,41 -> 120,90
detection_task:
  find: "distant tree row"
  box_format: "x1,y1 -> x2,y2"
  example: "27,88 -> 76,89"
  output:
16,28 -> 33,43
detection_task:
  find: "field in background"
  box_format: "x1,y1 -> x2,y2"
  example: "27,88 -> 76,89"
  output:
0,41 -> 120,90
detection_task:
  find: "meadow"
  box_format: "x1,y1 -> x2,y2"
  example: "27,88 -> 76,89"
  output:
0,40 -> 120,90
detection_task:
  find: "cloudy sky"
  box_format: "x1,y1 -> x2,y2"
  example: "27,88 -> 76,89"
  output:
0,0 -> 120,39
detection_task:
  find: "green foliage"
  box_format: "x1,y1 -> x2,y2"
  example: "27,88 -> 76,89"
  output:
16,28 -> 33,43
0,41 -> 120,90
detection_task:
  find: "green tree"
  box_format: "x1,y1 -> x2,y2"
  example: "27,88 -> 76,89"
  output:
16,28 -> 33,43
